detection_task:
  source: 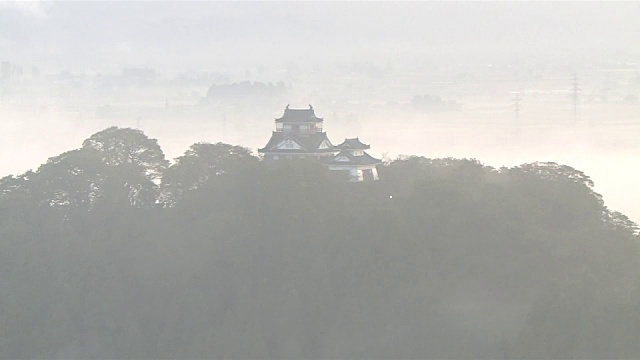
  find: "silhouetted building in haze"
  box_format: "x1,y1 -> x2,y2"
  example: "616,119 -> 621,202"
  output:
259,105 -> 380,181
258,105 -> 336,160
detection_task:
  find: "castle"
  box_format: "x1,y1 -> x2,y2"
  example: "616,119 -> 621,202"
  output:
258,105 -> 381,182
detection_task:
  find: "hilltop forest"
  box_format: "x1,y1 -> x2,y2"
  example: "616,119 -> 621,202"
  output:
1,127 -> 639,359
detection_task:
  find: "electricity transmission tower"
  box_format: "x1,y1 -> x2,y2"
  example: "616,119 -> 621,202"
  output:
571,74 -> 580,122
511,91 -> 521,122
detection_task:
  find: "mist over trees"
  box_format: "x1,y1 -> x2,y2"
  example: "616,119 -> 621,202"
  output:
1,127 -> 639,359
2,2 -> 639,358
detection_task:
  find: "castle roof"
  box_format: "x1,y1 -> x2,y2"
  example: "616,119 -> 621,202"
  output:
258,132 -> 336,153
324,150 -> 381,166
275,105 -> 323,123
335,137 -> 370,150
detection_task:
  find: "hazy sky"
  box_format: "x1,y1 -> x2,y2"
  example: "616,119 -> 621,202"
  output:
2,1 -> 639,73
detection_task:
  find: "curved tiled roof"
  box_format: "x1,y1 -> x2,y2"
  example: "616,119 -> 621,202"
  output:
275,105 -> 323,123
258,132 -> 337,153
324,150 -> 381,166
335,137 -> 370,150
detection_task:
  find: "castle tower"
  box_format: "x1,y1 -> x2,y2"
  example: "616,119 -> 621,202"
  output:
258,105 -> 337,161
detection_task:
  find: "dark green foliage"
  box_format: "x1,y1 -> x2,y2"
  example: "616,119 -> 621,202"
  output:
82,126 -> 168,181
161,142 -> 258,206
1,129 -> 639,359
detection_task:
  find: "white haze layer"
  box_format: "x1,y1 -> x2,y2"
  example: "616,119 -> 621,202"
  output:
1,2 -> 639,221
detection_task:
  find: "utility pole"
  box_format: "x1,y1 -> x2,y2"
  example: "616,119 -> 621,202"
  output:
571,73 -> 580,122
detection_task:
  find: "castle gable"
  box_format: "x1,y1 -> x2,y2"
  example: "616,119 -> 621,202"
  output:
273,137 -> 303,150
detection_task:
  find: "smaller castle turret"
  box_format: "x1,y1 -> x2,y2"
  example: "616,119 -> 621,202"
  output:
325,138 -> 381,181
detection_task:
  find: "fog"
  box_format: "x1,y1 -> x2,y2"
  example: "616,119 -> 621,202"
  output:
2,1 -> 639,221
2,2 -> 640,358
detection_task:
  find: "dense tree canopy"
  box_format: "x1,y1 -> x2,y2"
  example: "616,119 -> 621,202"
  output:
1,127 -> 639,359
82,126 -> 168,181
161,142 -> 258,206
